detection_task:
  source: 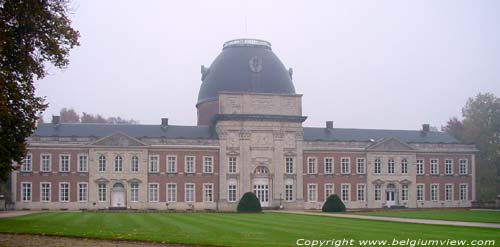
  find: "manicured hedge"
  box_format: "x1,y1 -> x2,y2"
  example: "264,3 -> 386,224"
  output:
237,192 -> 262,213
322,194 -> 346,212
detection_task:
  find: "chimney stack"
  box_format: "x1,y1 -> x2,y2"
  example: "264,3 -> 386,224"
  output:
326,121 -> 333,129
161,118 -> 169,127
52,115 -> 60,125
422,124 -> 430,132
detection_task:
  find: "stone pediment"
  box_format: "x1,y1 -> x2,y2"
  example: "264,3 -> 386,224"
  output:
366,137 -> 415,152
95,177 -> 110,183
91,132 -> 147,147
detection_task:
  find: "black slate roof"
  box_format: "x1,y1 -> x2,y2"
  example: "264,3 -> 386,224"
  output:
33,123 -> 214,139
303,127 -> 459,143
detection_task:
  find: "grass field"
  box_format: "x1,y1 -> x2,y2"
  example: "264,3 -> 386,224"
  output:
0,212 -> 499,246
352,210 -> 500,224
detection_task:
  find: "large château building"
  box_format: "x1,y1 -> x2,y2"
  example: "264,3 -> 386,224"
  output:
12,39 -> 477,211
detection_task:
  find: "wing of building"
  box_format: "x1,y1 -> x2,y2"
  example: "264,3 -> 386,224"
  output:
13,39 -> 477,211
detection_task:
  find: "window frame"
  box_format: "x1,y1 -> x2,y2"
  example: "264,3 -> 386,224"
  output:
185,183 -> 195,203
131,155 -> 139,173
324,157 -> 334,175
341,183 -> 350,202
130,183 -> 139,202
357,184 -> 365,201
416,184 -> 425,201
40,153 -> 52,172
356,158 -> 366,174
40,182 -> 51,202
167,183 -> 177,202
149,155 -> 160,173
203,183 -> 214,203
307,183 -> 317,202
203,156 -> 214,174
21,154 -> 32,172
401,159 -> 408,174
21,182 -> 32,202
59,154 -> 71,172
307,157 -> 317,174
98,154 -> 106,172
324,183 -> 334,200
185,156 -> 196,174
78,182 -> 88,202
341,157 -> 350,174
78,154 -> 88,172
148,183 -> 159,202
228,156 -> 237,174
228,183 -> 237,202
59,182 -> 70,202
114,155 -> 123,172
445,159 -> 453,175
459,159 -> 468,175
374,159 -> 381,174
416,159 -> 424,175
285,157 -> 294,174
430,159 -> 439,175
387,159 -> 395,174
430,184 -> 439,201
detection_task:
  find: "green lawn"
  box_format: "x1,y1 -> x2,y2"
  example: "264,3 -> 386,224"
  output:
0,212 -> 499,247
352,210 -> 500,224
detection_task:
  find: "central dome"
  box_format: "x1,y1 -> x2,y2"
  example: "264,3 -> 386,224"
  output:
197,39 -> 296,105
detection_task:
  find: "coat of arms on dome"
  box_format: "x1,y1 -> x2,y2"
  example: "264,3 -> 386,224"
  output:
249,56 -> 263,73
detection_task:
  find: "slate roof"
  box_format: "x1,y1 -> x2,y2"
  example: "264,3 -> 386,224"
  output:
33,123 -> 214,139
303,127 -> 459,144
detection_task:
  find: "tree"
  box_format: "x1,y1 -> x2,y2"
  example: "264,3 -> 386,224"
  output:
237,192 -> 262,213
443,93 -> 500,200
0,0 -> 80,181
322,194 -> 346,212
60,107 -> 79,123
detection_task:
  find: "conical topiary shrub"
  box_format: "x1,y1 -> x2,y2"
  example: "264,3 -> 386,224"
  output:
322,194 -> 346,212
237,192 -> 262,213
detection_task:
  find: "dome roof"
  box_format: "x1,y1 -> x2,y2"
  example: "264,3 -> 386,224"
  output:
197,39 -> 296,105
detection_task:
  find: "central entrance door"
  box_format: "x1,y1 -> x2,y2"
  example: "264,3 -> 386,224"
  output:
386,184 -> 396,208
253,183 -> 269,207
111,183 -> 126,208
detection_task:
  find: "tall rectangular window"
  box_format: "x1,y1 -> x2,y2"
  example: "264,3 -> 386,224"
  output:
167,183 -> 177,202
417,184 -> 424,201
41,154 -> 51,172
374,159 -> 381,174
445,184 -> 453,201
130,183 -> 139,202
149,155 -> 159,173
59,183 -> 69,202
459,159 -> 468,175
114,155 -> 123,172
22,154 -> 32,172
203,184 -> 213,202
445,159 -> 453,175
357,184 -> 365,201
430,159 -> 439,175
78,155 -> 88,172
341,158 -> 350,174
401,185 -> 409,201
22,182 -> 31,201
40,182 -> 51,202
185,183 -> 195,202
324,157 -> 333,174
401,159 -> 408,174
341,184 -> 350,201
228,184 -> 237,202
387,159 -> 395,174
98,155 -> 106,172
325,184 -> 334,199
167,155 -> 177,173
285,157 -> 294,174
203,156 -> 213,173
285,184 -> 294,201
131,156 -> 139,172
98,184 -> 107,201
431,184 -> 438,201
356,158 -> 365,174
374,185 -> 381,201
307,184 -> 317,202
78,183 -> 88,202
228,157 -> 237,174
59,154 -> 70,172
185,156 -> 195,173
460,184 -> 468,201
416,159 -> 424,175
307,157 -> 317,174
149,183 -> 159,202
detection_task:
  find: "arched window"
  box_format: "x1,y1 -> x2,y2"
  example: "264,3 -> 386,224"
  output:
98,155 -> 106,172
114,155 -> 123,172
131,155 -> 139,172
254,166 -> 269,174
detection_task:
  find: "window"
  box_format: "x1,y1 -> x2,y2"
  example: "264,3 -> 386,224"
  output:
401,185 -> 409,201
203,184 -> 213,202
40,183 -> 51,202
228,157 -> 237,174
374,159 -> 381,174
131,155 -> 139,172
357,184 -> 365,201
325,184 -> 334,199
445,159 -> 453,175
78,155 -> 88,172
307,157 -> 317,174
21,154 -> 32,172
374,185 -> 381,201
98,155 -> 106,172
307,184 -> 317,202
185,183 -> 195,202
78,183 -> 88,202
22,183 -> 31,201
130,183 -> 139,202
341,184 -> 350,201
387,159 -> 395,174
149,155 -> 160,173
416,159 -> 424,175
401,159 -> 408,174
149,183 -> 159,202
356,158 -> 365,174
114,155 -> 123,172
41,154 -> 51,172
324,157 -> 333,174
167,156 -> 177,173
228,184 -> 237,202
341,158 -> 350,174
167,183 -> 177,202
59,183 -> 69,202
459,159 -> 468,175
203,156 -> 213,173
59,154 -> 70,172
185,156 -> 195,173
430,159 -> 439,175
98,184 -> 107,201
417,184 -> 424,201
285,157 -> 294,174
460,184 -> 468,201
445,184 -> 453,201
431,184 -> 438,201
285,184 -> 294,201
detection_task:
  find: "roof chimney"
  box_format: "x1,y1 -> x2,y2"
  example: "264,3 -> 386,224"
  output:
161,118 -> 169,127
326,121 -> 333,129
52,115 -> 60,125
422,124 -> 430,132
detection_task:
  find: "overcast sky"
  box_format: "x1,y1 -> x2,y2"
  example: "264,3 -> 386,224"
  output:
36,0 -> 500,130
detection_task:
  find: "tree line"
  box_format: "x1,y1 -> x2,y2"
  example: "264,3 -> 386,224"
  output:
39,108 -> 139,124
